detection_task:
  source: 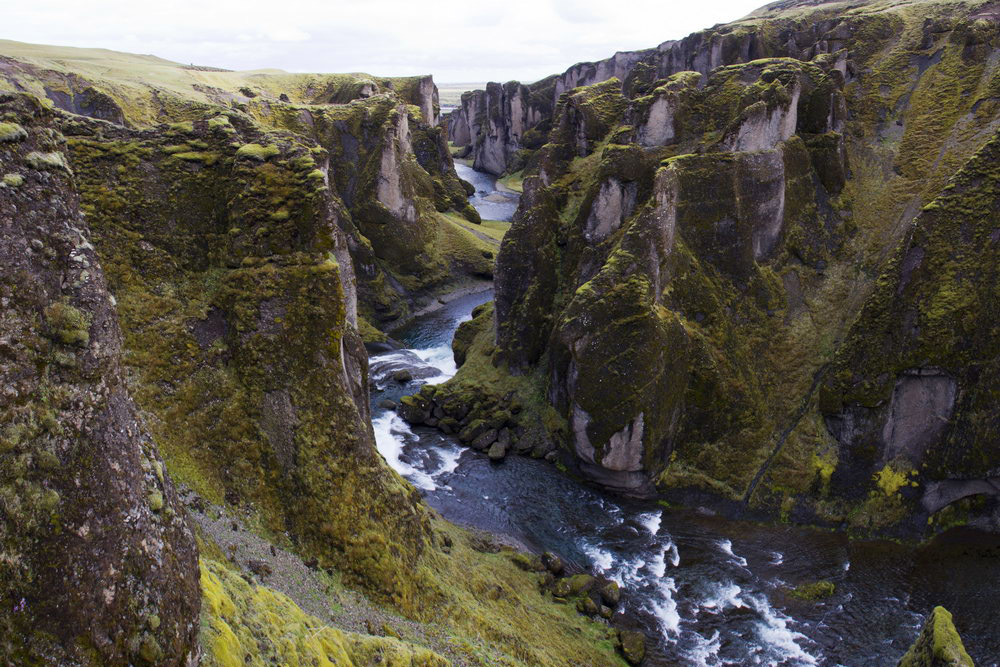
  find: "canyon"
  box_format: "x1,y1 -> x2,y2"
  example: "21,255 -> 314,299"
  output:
1,0 -> 998,663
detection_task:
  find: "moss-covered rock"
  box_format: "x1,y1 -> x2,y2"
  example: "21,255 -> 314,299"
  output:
788,580 -> 835,601
897,606 -> 974,667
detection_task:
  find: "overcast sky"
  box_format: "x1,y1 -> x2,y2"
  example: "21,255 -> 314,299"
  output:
3,0 -> 769,83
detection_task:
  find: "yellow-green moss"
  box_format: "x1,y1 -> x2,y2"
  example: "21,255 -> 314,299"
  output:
235,143 -> 280,161
898,606 -> 974,667
43,300 -> 91,346
25,151 -> 70,172
199,559 -> 449,667
788,580 -> 835,601
0,121 -> 28,143
1,173 -> 24,188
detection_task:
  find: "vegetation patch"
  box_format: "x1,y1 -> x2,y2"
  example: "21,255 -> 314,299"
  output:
235,143 -> 280,161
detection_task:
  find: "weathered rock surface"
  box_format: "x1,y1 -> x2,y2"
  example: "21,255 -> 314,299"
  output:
448,0 -> 857,175
0,93 -> 200,665
897,606 -> 974,667
444,0 -> 1000,535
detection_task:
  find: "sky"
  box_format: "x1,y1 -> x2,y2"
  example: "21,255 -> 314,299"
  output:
2,0 -> 769,83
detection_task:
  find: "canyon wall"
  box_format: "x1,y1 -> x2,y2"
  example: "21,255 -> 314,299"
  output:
0,39 -> 627,662
432,0 -> 1000,537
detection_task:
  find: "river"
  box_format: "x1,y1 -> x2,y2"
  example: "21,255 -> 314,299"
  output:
368,166 -> 1000,666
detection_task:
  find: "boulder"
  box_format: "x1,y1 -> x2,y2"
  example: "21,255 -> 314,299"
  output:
618,630 -> 646,665
897,607 -> 974,667
788,580 -> 835,601
541,551 -> 565,575
487,439 -> 509,461
554,574 -> 595,598
600,581 -> 621,606
510,553 -> 545,572
398,394 -> 431,424
472,428 -> 499,451
576,597 -> 600,616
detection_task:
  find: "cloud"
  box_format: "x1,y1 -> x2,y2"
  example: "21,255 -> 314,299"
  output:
0,0 -> 767,82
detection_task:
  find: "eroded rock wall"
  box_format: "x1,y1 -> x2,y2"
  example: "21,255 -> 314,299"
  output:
440,0 -> 1000,535
0,93 -> 200,665
60,107 -> 440,604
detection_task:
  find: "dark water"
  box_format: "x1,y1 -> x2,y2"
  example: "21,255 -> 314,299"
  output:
454,162 -> 519,222
368,170 -> 1000,666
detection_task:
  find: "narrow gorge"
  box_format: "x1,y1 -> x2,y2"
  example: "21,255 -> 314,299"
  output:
1,0 -> 998,664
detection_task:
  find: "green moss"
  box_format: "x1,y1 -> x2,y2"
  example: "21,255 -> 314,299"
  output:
25,151 -> 71,172
147,490 -> 164,512
43,300 -> 91,346
170,151 -> 220,165
898,606 -> 974,667
235,143 -> 280,161
1,173 -> 24,188
0,121 -> 28,143
788,580 -> 835,601
199,559 -> 448,667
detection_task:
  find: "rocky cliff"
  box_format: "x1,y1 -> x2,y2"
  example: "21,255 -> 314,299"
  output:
0,40 -> 484,332
0,38 -> 627,662
1,93 -> 200,666
430,0 -> 1000,537
448,0 -> 993,179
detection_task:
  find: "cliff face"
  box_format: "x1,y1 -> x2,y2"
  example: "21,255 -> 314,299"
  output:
58,105 -> 443,605
0,40 -> 628,662
436,0 -> 1000,536
448,0 -> 944,177
0,42 -> 477,331
0,40 -> 439,128
0,93 -> 200,665
262,95 -> 486,326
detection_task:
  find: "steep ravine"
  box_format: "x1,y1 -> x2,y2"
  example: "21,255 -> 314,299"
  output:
373,166 -> 999,666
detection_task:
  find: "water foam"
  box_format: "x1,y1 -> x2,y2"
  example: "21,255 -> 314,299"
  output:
373,412 -> 436,490
702,581 -> 745,612
718,539 -> 748,567
648,550 -> 668,578
639,511 -> 662,535
667,541 -> 681,567
646,577 -> 681,637
581,541 -> 615,572
686,630 -> 722,665
413,344 -> 457,381
746,594 -> 818,665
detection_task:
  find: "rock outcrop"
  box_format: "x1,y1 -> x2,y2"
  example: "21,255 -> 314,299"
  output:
448,0 -> 859,174
441,0 -> 1000,535
0,41 -> 477,331
897,606 -> 974,667
0,93 -> 200,665
61,104 -> 437,603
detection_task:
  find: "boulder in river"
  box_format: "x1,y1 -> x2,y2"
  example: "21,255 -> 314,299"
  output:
487,439 -> 508,461
398,394 -> 432,424
601,580 -> 621,606
897,606 -> 973,667
473,428 -> 499,451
